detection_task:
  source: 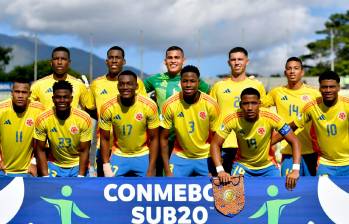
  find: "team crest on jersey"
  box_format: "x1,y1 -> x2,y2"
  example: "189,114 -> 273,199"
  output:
301,95 -> 310,101
338,112 -> 346,120
199,111 -> 207,120
135,113 -> 143,121
25,118 -> 34,127
257,127 -> 266,136
70,125 -> 79,135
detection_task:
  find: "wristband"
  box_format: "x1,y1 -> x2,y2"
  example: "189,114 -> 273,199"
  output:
42,175 -> 49,177
77,175 -> 85,177
292,164 -> 300,171
216,165 -> 224,173
30,157 -> 37,165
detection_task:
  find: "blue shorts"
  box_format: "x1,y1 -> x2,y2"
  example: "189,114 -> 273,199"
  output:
169,154 -> 214,177
48,162 -> 84,177
232,162 -> 280,177
317,164 -> 349,176
281,153 -> 318,176
110,153 -> 149,177
0,170 -> 32,177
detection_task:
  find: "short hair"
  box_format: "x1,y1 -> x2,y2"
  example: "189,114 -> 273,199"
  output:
286,57 -> 303,69
118,70 -> 138,81
180,65 -> 200,78
229,47 -> 248,58
166,46 -> 184,56
319,70 -> 340,84
240,87 -> 260,99
107,46 -> 125,58
52,46 -> 70,59
13,77 -> 31,85
52,80 -> 73,93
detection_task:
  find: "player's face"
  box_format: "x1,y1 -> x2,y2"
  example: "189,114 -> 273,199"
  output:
319,79 -> 340,103
240,94 -> 260,121
164,50 -> 185,75
228,52 -> 249,76
106,50 -> 125,75
284,61 -> 304,84
11,82 -> 30,108
181,72 -> 199,97
52,89 -> 73,112
117,75 -> 138,99
51,51 -> 70,76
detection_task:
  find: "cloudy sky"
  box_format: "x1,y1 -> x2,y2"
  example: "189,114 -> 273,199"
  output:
0,0 -> 348,77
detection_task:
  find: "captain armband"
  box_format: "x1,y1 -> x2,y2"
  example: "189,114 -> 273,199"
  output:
279,123 -> 291,136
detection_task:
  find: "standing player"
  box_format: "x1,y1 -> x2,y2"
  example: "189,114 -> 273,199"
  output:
160,65 -> 220,177
34,81 -> 92,177
99,70 -> 159,177
210,88 -> 301,190
30,46 -> 96,117
289,71 -> 349,176
210,47 -> 266,172
90,46 -> 147,176
144,46 -> 210,175
0,78 -> 44,177
264,57 -> 320,176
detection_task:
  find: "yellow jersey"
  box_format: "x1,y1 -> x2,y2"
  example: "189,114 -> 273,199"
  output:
0,99 -> 44,173
30,74 -> 95,109
161,92 -> 220,159
34,108 -> 92,167
296,96 -> 349,166
210,76 -> 266,148
99,95 -> 159,157
216,108 -> 289,169
263,84 -> 320,154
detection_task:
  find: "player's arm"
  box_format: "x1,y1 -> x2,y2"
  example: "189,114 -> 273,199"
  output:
160,127 -> 172,176
100,128 -> 113,177
279,124 -> 301,190
146,127 -> 159,176
34,139 -> 49,176
271,121 -> 298,145
210,133 -> 231,183
27,139 -> 37,176
78,140 -> 90,176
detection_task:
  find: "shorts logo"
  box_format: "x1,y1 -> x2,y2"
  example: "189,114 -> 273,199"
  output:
70,126 -> 79,135
338,112 -> 346,120
25,118 -> 34,127
257,127 -> 265,136
301,95 -> 310,101
135,113 -> 143,121
199,111 -> 207,120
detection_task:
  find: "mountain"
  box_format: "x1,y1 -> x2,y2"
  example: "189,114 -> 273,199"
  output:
0,33 -> 147,79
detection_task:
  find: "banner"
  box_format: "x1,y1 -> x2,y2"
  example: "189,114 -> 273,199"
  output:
0,176 -> 347,224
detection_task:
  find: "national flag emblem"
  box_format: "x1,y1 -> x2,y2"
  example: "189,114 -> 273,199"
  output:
257,127 -> 265,136
135,113 -> 143,121
199,111 -> 207,120
302,95 -> 310,101
338,112 -> 346,120
70,126 -> 79,135
25,118 -> 34,127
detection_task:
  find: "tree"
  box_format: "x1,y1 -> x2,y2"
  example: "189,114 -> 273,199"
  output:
0,46 -> 12,72
5,60 -> 82,82
301,10 -> 349,76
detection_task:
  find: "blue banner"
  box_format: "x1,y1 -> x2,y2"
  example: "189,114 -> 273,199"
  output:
0,176 -> 347,224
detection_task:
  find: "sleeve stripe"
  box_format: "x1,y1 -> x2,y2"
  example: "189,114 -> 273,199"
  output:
0,101 -> 10,109
35,110 -> 54,125
202,94 -> 220,114
72,109 -> 92,126
340,96 -> 349,104
223,112 -> 241,124
138,96 -> 158,113
162,94 -> 180,114
260,111 -> 281,122
100,97 -> 118,115
303,99 -> 319,112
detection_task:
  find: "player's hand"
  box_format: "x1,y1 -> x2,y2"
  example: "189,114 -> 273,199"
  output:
164,169 -> 173,177
28,164 -> 37,177
218,171 -> 231,184
286,170 -> 300,190
103,163 -> 114,177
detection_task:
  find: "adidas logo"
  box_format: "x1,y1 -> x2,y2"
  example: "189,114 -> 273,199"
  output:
100,89 -> 108,95
281,95 -> 288,100
224,88 -> 231,93
50,127 -> 57,132
3,119 -> 11,125
114,114 -> 121,120
177,112 -> 184,117
46,88 -> 53,93
318,114 -> 326,120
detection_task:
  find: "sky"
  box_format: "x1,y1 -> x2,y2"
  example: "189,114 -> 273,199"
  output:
0,0 -> 348,77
